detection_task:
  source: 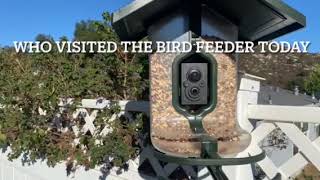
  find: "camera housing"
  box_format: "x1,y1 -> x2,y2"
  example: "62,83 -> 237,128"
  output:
181,63 -> 208,105
172,52 -> 217,116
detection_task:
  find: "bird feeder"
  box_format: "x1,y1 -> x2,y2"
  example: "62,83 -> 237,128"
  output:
113,0 -> 305,178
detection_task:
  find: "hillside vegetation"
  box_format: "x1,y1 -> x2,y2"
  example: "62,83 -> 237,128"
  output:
239,46 -> 320,93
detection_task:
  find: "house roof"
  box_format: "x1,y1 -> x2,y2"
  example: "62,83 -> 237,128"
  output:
258,85 -> 318,106
112,0 -> 306,41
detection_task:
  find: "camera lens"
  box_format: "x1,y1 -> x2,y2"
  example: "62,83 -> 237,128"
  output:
188,69 -> 202,82
190,87 -> 200,96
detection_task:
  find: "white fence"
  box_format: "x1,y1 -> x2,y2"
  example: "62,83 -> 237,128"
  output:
1,76 -> 320,180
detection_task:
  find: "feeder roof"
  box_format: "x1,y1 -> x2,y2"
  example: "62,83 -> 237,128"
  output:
112,0 -> 306,42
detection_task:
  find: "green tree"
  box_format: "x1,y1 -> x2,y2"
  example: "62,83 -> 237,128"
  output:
73,12 -> 149,100
305,65 -> 320,95
35,34 -> 54,42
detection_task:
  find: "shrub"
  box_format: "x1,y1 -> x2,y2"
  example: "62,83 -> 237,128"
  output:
305,64 -> 320,96
0,12 -> 148,173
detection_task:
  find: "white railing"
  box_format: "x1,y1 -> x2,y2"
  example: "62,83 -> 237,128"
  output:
237,76 -> 320,180
1,76 -> 320,180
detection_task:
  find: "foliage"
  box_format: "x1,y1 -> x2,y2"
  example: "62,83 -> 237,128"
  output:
305,64 -> 320,95
262,128 -> 288,151
0,12 -> 148,173
288,78 -> 306,93
295,164 -> 320,180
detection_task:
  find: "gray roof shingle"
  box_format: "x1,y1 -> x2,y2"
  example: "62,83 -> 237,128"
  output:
258,85 -> 318,106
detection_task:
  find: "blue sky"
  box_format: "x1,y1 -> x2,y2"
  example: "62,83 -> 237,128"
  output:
0,0 -> 130,45
0,0 -> 319,53
278,0 -> 320,53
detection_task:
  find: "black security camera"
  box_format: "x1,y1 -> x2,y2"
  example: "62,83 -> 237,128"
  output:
181,63 -> 208,105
